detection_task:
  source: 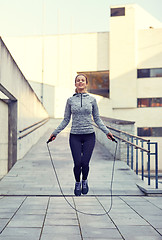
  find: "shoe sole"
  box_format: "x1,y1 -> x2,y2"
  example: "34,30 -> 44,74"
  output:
74,191 -> 81,196
82,187 -> 89,195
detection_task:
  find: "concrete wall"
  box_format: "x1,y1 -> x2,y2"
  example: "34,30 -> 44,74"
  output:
109,4 -> 138,108
109,4 -> 162,109
0,37 -> 49,177
138,28 -> 162,68
109,5 -> 162,170
28,80 -> 55,117
0,100 -> 8,178
3,32 -> 109,118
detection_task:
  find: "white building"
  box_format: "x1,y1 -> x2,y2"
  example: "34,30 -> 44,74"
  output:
3,4 -> 162,169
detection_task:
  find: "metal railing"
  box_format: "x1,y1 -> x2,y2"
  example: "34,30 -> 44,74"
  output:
18,118 -> 49,139
106,125 -> 159,189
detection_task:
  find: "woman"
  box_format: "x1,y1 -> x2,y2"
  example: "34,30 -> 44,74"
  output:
48,74 -> 114,196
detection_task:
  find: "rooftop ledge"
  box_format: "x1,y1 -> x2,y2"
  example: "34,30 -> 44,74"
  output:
100,116 -> 135,125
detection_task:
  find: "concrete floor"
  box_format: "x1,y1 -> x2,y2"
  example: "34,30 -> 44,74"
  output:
0,128 -> 162,240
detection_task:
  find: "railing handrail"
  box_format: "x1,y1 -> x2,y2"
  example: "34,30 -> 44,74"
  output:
93,122 -> 158,189
18,118 -> 49,139
93,123 -> 149,152
19,117 -> 49,133
112,133 -> 149,153
106,125 -> 150,142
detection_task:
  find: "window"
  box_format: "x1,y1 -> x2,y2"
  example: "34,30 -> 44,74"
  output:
151,98 -> 162,107
138,127 -> 162,137
137,69 -> 150,78
77,71 -> 109,98
151,68 -> 162,77
137,98 -> 162,107
137,68 -> 162,78
111,7 -> 125,17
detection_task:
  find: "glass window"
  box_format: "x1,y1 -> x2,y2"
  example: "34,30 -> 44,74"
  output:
138,127 -> 162,137
77,71 -> 109,98
151,98 -> 162,107
137,68 -> 162,78
137,98 -> 150,107
137,98 -> 162,107
152,127 -> 162,137
137,69 -> 150,78
111,8 -> 125,17
150,68 -> 162,77
138,128 -> 152,137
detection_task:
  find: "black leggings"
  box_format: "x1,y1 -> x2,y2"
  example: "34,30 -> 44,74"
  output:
69,132 -> 95,182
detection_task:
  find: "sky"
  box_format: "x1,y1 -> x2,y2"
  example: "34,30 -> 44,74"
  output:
0,0 -> 162,36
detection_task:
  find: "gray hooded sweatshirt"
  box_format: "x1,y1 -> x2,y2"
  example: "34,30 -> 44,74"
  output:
52,93 -> 110,136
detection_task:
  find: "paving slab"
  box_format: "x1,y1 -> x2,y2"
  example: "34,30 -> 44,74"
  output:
117,225 -> 162,240
0,122 -> 162,240
0,227 -> 41,240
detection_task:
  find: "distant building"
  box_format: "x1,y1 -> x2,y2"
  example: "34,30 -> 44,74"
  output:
3,4 -> 162,169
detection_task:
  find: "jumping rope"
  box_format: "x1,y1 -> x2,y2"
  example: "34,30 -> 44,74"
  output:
46,136 -> 118,216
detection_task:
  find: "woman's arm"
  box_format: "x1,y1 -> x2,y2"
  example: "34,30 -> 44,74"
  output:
50,99 -> 71,139
92,98 -> 114,141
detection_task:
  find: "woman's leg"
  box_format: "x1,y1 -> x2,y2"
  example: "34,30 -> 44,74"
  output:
69,134 -> 82,182
81,132 -> 95,180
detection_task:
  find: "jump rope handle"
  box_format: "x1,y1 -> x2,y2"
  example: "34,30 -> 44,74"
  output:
47,136 -> 54,144
109,135 -> 117,143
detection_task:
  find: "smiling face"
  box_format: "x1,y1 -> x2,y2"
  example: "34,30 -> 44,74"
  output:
75,75 -> 88,93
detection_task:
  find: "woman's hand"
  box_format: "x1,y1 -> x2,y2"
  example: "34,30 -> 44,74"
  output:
50,133 -> 56,141
107,132 -> 115,141
47,134 -> 56,143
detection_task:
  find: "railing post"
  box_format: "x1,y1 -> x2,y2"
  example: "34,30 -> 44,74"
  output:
141,140 -> 144,180
104,123 -> 158,190
127,136 -> 129,166
136,138 -> 138,174
147,141 -> 151,185
131,136 -> 134,170
155,142 -> 158,189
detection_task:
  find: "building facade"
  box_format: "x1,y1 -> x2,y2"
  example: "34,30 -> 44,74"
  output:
3,4 -> 162,169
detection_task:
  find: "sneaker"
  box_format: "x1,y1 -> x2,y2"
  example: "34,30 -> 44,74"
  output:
74,182 -> 81,196
82,180 -> 89,195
